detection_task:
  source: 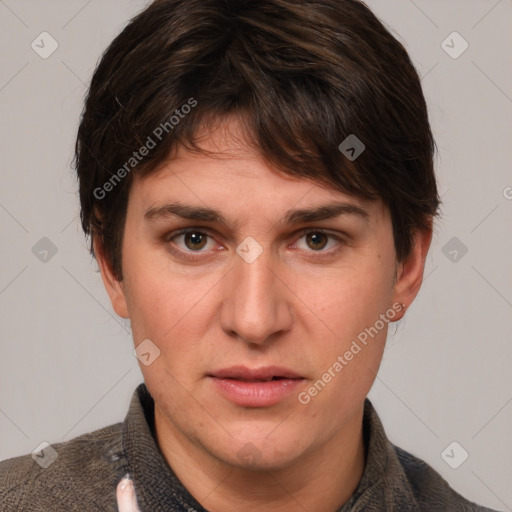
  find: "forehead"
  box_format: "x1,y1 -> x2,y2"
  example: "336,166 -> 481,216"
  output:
130,116 -> 386,224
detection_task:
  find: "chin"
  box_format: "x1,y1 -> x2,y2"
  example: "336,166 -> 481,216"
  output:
207,432 -> 310,472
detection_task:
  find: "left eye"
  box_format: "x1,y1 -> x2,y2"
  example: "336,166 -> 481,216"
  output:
294,231 -> 339,252
171,231 -> 215,251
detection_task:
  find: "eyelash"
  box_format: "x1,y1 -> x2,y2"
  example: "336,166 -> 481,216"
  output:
165,228 -> 344,261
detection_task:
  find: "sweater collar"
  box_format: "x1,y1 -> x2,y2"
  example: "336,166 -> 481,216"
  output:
122,383 -> 207,511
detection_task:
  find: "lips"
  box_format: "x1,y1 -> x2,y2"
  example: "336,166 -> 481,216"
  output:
208,365 -> 303,382
208,366 -> 305,407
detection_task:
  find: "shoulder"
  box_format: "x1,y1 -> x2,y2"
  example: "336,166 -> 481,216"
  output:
393,444 -> 500,512
0,421 -> 125,512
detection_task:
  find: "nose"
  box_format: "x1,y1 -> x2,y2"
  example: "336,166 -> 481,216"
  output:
219,246 -> 293,345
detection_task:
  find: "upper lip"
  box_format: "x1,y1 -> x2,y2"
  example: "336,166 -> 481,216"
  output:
208,365 -> 303,381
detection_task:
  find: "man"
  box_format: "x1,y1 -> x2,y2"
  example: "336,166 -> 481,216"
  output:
0,0 -> 500,510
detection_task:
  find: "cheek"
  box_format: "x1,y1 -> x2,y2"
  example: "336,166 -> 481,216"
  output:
120,232 -> 181,336
298,276 -> 392,421
309,259 -> 395,335
124,269 -> 211,390
121,243 -> 218,370
300,254 -> 395,386
124,272 -> 197,345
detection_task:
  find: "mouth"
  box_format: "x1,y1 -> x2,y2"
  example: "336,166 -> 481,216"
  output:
208,365 -> 303,382
224,376 -> 293,382
207,366 -> 305,407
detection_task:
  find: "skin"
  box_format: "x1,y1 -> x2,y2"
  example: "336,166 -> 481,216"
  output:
96,117 -> 432,512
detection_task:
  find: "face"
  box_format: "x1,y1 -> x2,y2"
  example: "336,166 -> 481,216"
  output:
97,118 -> 429,471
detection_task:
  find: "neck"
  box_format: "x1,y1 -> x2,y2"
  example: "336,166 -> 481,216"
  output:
154,403 -> 366,512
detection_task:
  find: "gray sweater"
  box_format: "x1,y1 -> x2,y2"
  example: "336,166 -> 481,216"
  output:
0,383 -> 500,511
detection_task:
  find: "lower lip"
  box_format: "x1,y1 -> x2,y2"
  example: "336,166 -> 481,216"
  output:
209,377 -> 305,407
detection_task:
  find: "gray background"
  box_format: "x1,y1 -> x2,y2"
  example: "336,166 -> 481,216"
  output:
0,0 -> 511,510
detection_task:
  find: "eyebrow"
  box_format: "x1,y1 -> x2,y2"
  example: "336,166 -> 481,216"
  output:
144,200 -> 371,228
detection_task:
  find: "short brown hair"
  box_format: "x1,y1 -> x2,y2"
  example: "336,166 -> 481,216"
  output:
75,0 -> 440,280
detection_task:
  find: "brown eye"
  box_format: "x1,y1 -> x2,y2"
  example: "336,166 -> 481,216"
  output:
305,232 -> 328,251
183,232 -> 208,250
165,229 -> 220,262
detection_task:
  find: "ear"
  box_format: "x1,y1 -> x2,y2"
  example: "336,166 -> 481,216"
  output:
93,235 -> 129,319
391,223 -> 433,320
